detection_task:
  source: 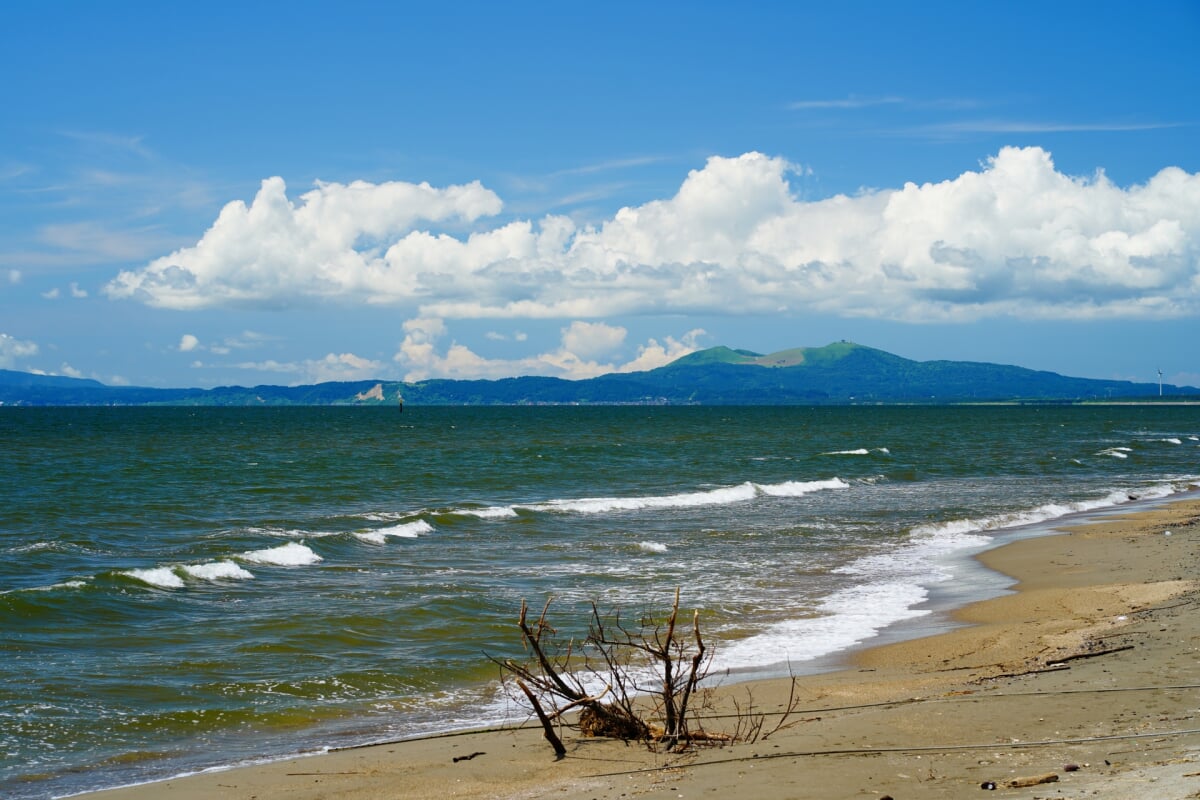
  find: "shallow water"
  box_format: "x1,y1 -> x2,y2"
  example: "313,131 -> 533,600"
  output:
2,405 -> 1198,797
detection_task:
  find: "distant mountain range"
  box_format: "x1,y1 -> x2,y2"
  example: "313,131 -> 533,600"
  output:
1,342 -> 1196,406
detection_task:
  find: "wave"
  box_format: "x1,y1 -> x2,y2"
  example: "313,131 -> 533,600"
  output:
1097,447 -> 1132,459
454,506 -> 519,520
458,478 -> 850,518
123,567 -> 186,589
714,478 -> 1195,672
717,580 -> 931,669
910,483 -> 1184,540
181,561 -> 255,581
245,526 -> 343,539
758,478 -> 849,497
821,448 -> 889,456
240,542 -> 323,566
0,579 -> 88,596
354,520 -> 434,545
637,541 -> 668,554
123,560 -> 257,590
5,540 -> 64,555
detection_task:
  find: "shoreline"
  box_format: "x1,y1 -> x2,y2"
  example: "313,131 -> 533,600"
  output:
74,494 -> 1200,799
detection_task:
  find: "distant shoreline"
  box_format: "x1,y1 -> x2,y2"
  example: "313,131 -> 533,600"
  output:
4,341 -> 1196,406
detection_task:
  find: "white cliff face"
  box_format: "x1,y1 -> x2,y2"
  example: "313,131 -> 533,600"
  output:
354,383 -> 385,402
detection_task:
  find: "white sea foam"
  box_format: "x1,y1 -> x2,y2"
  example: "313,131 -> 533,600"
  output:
240,542 -> 323,566
354,520 -> 434,545
181,561 -> 255,581
910,485 -> 1179,540
513,478 -> 847,516
637,541 -> 668,553
724,480 -> 1191,669
1158,438 -> 1183,445
823,448 -> 869,455
124,567 -> 185,589
456,506 -> 520,519
7,541 -> 60,554
758,478 -> 850,497
359,512 -> 409,522
717,580 -> 931,669
1097,447 -> 1131,459
0,579 -> 88,595
246,526 -> 341,539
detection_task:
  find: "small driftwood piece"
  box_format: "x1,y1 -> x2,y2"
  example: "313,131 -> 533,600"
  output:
1046,644 -> 1134,665
1005,772 -> 1059,788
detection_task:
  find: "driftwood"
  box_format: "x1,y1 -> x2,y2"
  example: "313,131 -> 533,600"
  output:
494,589 -> 718,753
1046,644 -> 1134,666
1005,772 -> 1059,787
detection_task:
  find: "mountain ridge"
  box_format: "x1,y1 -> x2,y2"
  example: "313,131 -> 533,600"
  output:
1,342 -> 1195,406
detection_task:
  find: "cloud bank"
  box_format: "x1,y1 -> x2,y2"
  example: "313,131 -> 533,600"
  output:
393,318 -> 703,382
107,148 -> 1200,322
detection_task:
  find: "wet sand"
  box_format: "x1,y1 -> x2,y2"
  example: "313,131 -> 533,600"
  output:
80,497 -> 1200,799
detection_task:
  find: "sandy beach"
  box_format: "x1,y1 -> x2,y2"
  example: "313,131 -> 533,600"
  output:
79,496 -> 1200,800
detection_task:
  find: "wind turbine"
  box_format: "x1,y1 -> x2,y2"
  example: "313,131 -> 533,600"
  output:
1158,368 -> 1163,397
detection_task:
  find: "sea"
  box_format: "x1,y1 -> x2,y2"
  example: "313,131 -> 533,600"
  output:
2,405 -> 1198,798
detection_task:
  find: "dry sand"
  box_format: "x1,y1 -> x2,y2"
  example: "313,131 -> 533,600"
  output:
80,497 -> 1200,800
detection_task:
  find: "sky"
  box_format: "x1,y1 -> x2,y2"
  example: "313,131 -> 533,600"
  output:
1,1 -> 1198,389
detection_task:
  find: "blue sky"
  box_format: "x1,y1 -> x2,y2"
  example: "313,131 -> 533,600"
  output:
2,1 -> 1198,389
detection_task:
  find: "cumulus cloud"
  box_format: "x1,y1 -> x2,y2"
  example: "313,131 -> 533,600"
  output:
303,352 -> 384,383
228,352 -> 384,384
109,148 -> 1200,322
0,333 -> 39,368
560,321 -> 626,359
106,176 -> 502,308
616,330 -> 707,373
394,318 -> 704,381
179,334 -> 200,352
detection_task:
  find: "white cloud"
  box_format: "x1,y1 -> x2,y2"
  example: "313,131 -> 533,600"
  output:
230,352 -> 384,384
921,120 -> 1184,135
789,95 -> 906,110
105,175 -> 502,309
6,269 -> 19,284
560,321 -> 626,359
303,353 -> 384,383
40,280 -> 88,299
109,148 -> 1200,322
179,334 -> 200,352
58,363 -> 84,379
485,329 -> 529,342
394,318 -> 703,381
0,333 -> 39,368
39,222 -> 179,262
615,329 -> 707,373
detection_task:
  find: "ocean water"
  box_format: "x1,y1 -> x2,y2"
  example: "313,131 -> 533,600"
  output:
2,405 -> 1198,798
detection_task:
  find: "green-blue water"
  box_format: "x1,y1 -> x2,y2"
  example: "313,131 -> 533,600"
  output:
2,405 -> 1198,797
